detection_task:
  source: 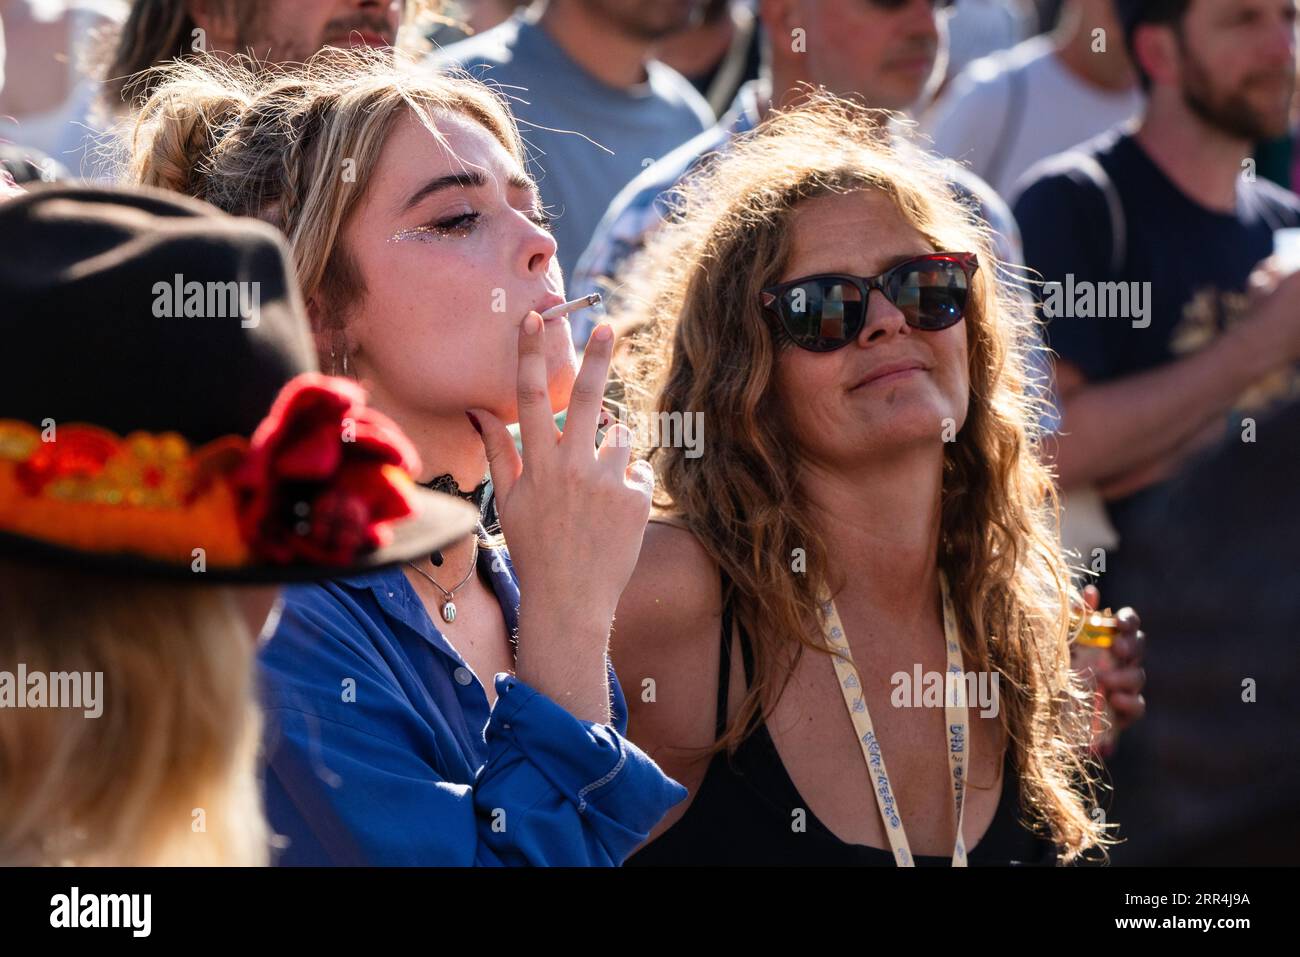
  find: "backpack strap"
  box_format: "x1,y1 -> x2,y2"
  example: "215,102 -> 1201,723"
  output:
1069,151 -> 1127,275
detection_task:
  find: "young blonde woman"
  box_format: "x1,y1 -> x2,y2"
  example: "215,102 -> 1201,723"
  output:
125,49 -> 685,865
0,183 -> 477,865
610,96 -> 1145,866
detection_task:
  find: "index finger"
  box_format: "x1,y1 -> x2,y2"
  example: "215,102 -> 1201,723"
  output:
1082,584 -> 1101,611
515,311 -> 560,465
561,322 -> 614,452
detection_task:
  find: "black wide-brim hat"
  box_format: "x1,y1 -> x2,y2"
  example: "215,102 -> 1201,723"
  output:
0,184 -> 477,582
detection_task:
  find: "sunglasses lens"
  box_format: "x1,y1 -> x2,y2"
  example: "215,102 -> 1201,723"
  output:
768,257 -> 973,351
891,259 -> 970,331
778,280 -> 865,351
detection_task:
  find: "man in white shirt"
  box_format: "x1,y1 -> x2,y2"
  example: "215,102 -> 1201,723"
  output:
942,0 -> 1033,83
924,0 -> 1141,198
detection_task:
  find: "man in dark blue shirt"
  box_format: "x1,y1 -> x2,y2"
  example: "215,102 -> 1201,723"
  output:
1015,1 -> 1300,511
1012,0 -> 1300,864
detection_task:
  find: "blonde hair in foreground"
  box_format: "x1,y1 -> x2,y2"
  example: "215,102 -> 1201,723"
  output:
0,559 -> 266,865
126,47 -> 525,370
616,93 -> 1109,862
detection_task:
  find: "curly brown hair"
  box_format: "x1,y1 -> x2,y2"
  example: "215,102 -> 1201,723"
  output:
616,92 -> 1109,862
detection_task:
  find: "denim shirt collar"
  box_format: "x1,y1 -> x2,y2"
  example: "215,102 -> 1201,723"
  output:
332,525 -> 519,669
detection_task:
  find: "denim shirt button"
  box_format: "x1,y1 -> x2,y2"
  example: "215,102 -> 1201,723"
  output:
453,667 -> 473,687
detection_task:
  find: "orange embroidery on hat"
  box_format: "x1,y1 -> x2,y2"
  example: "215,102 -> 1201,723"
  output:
0,420 -> 250,566
0,374 -> 422,570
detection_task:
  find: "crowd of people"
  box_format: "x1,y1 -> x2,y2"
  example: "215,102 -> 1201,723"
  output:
0,0 -> 1295,867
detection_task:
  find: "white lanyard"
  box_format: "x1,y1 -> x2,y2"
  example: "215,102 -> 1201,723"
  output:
821,572 -> 969,866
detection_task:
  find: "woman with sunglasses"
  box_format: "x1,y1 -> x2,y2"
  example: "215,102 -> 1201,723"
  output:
610,95 -> 1140,865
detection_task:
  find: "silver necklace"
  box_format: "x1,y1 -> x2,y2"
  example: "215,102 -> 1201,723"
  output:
406,540 -> 478,623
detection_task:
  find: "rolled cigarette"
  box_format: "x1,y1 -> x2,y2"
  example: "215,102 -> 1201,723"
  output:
540,293 -> 602,320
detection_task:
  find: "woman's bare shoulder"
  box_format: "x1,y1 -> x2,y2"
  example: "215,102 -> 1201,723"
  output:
616,516 -> 722,642
613,516 -> 727,800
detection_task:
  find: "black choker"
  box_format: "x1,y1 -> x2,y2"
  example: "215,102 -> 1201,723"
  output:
418,473 -> 494,566
421,473 -> 491,507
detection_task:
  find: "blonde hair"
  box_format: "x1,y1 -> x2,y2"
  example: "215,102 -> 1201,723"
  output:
126,46 -> 525,369
0,559 -> 266,865
617,93 -> 1109,862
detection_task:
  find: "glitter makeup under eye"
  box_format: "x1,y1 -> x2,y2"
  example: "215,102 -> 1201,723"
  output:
389,213 -> 480,244
389,225 -> 444,244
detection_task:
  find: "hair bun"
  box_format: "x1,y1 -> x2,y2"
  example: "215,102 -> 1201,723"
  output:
128,61 -> 252,198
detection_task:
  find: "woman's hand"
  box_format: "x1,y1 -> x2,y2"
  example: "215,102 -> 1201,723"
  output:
1080,584 -> 1147,734
469,313 -> 654,724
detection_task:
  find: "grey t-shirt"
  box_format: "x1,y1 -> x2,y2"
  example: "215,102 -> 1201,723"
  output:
430,10 -> 713,280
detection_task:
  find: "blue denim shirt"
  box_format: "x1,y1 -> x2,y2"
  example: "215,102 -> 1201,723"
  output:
259,534 -> 686,865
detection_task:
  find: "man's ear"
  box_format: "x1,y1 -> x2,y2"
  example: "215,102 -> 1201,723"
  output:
185,0 -> 239,54
759,0 -> 806,73
1132,23 -> 1182,89
758,0 -> 798,33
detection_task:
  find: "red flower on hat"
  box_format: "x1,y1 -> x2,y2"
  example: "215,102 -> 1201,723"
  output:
234,374 -> 422,566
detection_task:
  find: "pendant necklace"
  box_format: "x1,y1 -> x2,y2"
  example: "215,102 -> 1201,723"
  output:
407,538 -> 478,623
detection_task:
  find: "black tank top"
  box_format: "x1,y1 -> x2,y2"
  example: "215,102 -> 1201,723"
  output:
627,574 -> 1059,866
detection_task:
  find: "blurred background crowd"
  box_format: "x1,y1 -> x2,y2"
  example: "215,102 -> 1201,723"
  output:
1,0 -> 1297,864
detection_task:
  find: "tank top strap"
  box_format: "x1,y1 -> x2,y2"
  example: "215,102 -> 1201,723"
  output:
648,514 -> 760,739
716,566 -> 757,738
717,579 -> 735,740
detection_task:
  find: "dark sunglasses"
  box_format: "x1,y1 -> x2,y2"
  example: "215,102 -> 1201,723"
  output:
760,252 -> 978,353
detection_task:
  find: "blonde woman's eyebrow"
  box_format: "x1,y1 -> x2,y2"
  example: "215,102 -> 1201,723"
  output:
398,170 -> 538,214
503,171 -> 542,209
399,171 -> 485,213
